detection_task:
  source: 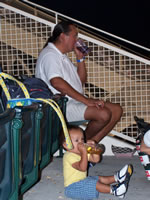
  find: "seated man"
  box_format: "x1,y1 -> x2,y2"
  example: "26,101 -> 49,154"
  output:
35,20 -> 123,143
140,130 -> 150,155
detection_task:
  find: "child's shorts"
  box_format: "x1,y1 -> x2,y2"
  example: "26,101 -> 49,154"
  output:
65,176 -> 99,199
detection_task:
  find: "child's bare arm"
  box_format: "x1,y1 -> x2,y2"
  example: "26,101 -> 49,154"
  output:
89,153 -> 100,163
86,139 -> 101,163
72,143 -> 88,171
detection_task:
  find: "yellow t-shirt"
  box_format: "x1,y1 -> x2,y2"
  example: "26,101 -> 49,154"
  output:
63,151 -> 89,187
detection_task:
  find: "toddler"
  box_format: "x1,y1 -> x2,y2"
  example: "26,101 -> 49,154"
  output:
60,125 -> 133,199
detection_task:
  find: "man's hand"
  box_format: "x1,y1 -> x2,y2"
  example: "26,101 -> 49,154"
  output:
85,98 -> 105,109
74,45 -> 84,59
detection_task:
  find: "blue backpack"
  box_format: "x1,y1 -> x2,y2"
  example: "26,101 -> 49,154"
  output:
0,74 -> 53,109
23,77 -> 53,99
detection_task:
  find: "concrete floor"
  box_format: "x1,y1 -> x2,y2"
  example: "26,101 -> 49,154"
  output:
23,156 -> 150,200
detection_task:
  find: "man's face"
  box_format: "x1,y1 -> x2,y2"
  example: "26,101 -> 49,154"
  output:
63,25 -> 78,52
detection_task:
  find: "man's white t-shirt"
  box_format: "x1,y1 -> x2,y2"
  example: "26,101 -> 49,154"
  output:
35,43 -> 87,121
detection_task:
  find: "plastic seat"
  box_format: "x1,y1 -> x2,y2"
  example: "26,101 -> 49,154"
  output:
0,108 -> 19,200
69,120 -> 89,126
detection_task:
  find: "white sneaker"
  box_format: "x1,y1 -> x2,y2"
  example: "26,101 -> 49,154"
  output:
115,164 -> 133,183
111,182 -> 126,198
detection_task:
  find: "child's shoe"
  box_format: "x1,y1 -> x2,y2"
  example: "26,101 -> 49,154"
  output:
114,164 -> 133,183
111,182 -> 126,198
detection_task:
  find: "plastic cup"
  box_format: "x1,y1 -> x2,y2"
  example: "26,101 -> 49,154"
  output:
75,39 -> 91,55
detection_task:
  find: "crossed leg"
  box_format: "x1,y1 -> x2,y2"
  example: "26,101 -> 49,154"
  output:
84,102 -> 123,143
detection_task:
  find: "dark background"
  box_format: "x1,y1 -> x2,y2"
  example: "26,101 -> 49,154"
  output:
26,0 -> 150,57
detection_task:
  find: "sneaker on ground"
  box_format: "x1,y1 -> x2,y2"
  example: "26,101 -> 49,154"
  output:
111,182 -> 126,198
115,164 -> 133,183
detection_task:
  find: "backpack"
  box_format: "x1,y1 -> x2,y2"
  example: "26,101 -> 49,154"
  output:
0,72 -> 73,150
23,77 -> 53,99
0,73 -> 53,109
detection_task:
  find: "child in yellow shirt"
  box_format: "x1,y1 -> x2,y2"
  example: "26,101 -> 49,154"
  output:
60,125 -> 133,199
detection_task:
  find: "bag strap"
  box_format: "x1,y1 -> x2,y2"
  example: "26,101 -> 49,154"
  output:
0,75 -> 11,100
37,98 -> 73,150
0,72 -> 30,99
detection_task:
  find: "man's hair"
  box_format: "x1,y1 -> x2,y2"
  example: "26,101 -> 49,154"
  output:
43,20 -> 76,48
59,124 -> 84,147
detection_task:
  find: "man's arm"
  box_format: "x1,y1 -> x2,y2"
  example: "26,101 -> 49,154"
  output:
50,77 -> 88,104
50,77 -> 105,108
76,60 -> 87,84
75,46 -> 87,84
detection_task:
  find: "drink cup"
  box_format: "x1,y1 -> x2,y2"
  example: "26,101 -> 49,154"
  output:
75,39 -> 91,55
84,143 -> 105,155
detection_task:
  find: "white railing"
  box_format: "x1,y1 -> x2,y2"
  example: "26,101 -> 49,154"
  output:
0,2 -> 150,143
22,0 -> 150,53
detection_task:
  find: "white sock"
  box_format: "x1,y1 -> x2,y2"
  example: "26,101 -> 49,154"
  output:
114,174 -> 117,182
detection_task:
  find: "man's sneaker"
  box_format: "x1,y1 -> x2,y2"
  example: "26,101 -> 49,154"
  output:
111,182 -> 126,198
114,164 -> 133,183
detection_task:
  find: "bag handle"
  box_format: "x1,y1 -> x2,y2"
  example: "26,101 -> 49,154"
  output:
0,75 -> 11,100
0,72 -> 30,99
37,98 -> 73,150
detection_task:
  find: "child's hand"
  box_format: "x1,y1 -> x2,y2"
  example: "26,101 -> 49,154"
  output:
77,143 -> 87,154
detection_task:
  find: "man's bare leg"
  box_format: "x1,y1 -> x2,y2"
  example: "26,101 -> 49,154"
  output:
84,102 -> 123,143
